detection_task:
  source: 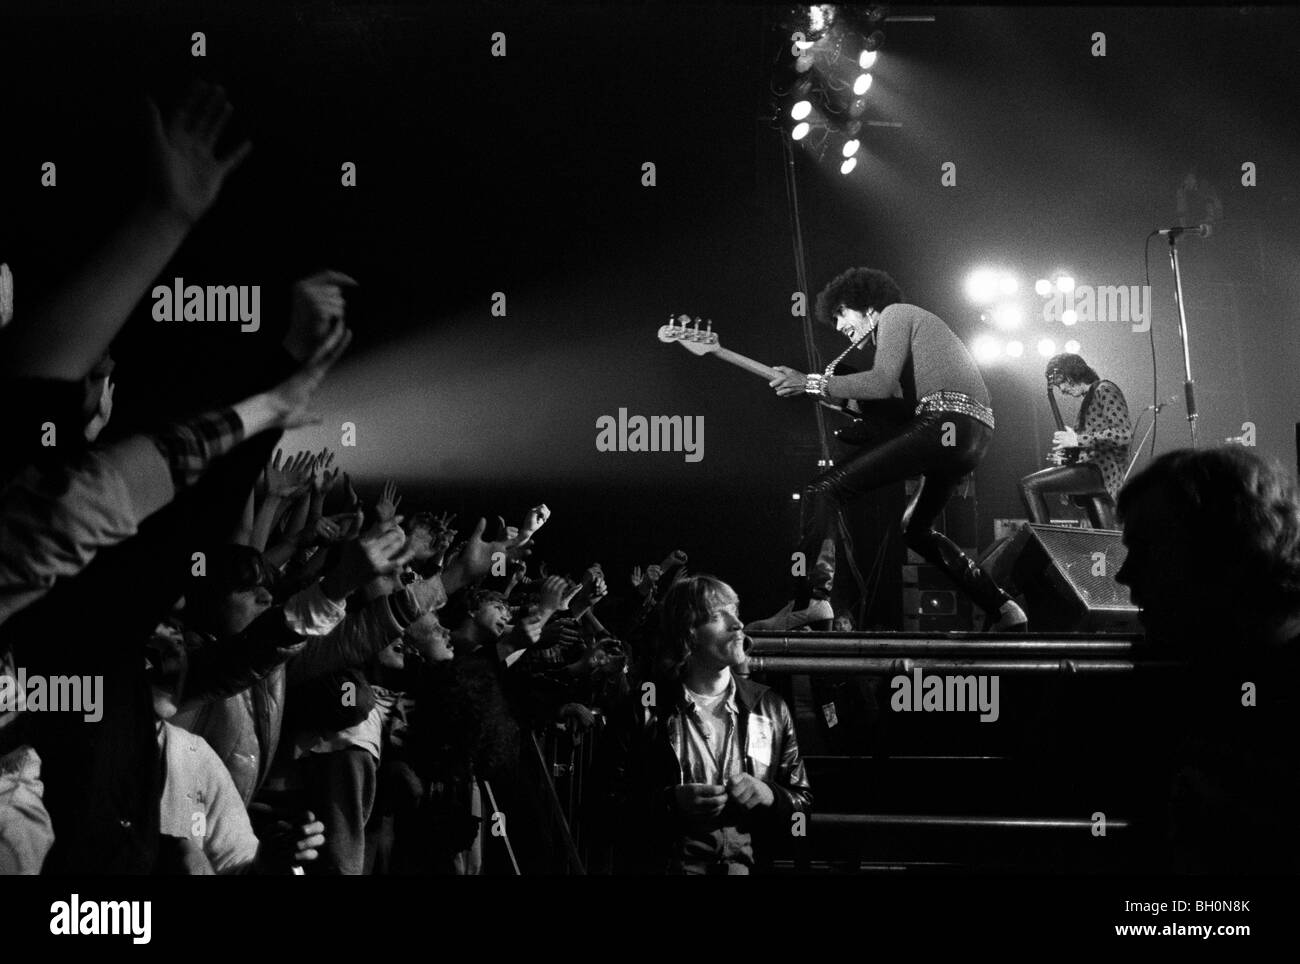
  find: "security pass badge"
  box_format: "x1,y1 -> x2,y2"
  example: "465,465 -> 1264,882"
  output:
746,715 -> 774,766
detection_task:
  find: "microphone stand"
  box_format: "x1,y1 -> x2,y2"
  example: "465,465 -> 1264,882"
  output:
1123,397 -> 1178,483
1167,234 -> 1199,446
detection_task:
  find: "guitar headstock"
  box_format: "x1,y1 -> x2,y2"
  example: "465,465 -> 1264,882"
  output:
657,313 -> 719,356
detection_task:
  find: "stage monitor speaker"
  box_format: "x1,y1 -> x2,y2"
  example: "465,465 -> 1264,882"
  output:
1011,525 -> 1139,633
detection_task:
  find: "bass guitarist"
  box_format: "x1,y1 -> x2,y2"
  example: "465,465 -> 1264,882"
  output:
752,267 -> 1026,632
1019,353 -> 1132,528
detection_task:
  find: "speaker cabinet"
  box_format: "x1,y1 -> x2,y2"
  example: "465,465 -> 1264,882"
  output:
1010,525 -> 1139,632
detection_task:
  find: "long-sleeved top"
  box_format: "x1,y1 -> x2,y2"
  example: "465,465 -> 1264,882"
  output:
825,303 -> 991,408
1074,380 -> 1133,500
0,407 -> 246,630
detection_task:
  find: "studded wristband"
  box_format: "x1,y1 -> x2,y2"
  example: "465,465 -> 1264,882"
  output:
804,373 -> 829,397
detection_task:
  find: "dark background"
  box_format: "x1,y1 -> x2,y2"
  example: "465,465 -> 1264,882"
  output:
2,1 -> 1297,625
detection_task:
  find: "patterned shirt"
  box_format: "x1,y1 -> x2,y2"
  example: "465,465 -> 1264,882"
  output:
1075,380 -> 1133,500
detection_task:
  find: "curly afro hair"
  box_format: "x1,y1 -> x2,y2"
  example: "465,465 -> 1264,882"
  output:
814,268 -> 904,328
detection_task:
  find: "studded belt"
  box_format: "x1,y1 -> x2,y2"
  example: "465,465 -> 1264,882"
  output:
915,390 -> 995,431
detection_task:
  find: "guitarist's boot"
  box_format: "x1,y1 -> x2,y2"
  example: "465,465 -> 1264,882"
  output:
984,599 -> 1029,632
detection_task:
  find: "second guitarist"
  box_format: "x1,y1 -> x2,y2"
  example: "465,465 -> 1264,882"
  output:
752,267 -> 1027,633
1019,353 -> 1133,528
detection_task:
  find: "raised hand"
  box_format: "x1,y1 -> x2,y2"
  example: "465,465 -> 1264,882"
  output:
146,82 -> 253,226
320,507 -> 364,543
322,518 -> 413,600
447,517 -> 533,588
519,504 -> 551,542
261,317 -> 351,430
285,271 -> 360,363
538,574 -> 582,615
376,480 -> 402,524
264,449 -> 311,497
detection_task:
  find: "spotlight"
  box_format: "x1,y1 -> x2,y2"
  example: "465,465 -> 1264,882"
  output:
1034,278 -> 1053,297
792,121 -> 811,141
1037,338 -> 1056,357
1006,340 -> 1025,358
965,269 -> 1001,304
809,4 -> 836,35
859,50 -> 878,69
840,157 -> 858,175
1064,339 -> 1080,354
842,139 -> 860,158
991,304 -> 1022,329
1062,309 -> 1077,326
853,73 -> 874,95
791,100 -> 812,121
1055,275 -> 1075,293
972,335 -> 1002,364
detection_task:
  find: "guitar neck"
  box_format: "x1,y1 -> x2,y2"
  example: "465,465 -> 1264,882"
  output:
711,346 -> 779,381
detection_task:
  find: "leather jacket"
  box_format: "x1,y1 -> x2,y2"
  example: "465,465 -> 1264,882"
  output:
599,673 -> 811,873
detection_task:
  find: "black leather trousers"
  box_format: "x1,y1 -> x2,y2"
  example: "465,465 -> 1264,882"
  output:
1019,462 -> 1114,528
797,412 -> 1013,614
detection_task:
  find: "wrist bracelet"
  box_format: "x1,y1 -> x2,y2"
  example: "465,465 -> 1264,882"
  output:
804,373 -> 829,397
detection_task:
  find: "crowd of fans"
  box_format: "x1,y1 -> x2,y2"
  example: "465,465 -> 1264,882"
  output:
1,81 -> 1297,877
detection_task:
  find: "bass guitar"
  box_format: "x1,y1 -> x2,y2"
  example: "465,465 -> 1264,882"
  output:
1045,383 -> 1081,465
658,314 -> 911,448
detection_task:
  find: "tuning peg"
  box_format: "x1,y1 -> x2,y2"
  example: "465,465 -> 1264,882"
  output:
705,319 -> 713,333
693,317 -> 702,332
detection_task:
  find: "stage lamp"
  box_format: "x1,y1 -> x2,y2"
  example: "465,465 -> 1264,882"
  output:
1055,275 -> 1075,293
1037,338 -> 1056,357
972,334 -> 1002,364
859,50 -> 878,69
791,100 -> 813,121
1064,339 -> 1080,354
792,122 -> 811,141
853,73 -> 874,95
842,138 -> 860,158
1006,340 -> 1025,358
1034,278 -> 1053,297
965,269 -> 1001,304
991,304 -> 1022,329
1062,309 -> 1077,326
840,157 -> 858,175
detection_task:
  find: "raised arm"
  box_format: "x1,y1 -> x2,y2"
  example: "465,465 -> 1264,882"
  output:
0,83 -> 252,380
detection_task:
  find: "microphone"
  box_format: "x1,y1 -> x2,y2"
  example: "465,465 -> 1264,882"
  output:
1156,223 -> 1212,239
